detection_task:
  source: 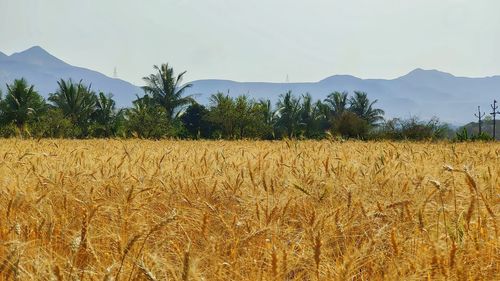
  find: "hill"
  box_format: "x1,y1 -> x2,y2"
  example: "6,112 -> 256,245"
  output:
0,46 -> 141,107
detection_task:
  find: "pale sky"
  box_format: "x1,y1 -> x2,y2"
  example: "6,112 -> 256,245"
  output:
1,0 -> 500,85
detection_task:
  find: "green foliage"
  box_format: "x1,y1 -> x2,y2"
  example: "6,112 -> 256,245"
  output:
473,132 -> 494,141
275,91 -> 302,138
90,92 -> 124,137
125,95 -> 171,139
0,78 -> 46,136
373,117 -> 449,141
454,127 -> 493,142
332,111 -> 369,139
324,91 -> 348,120
0,123 -> 18,138
348,91 -> 385,126
206,93 -> 268,139
48,79 -> 97,137
142,64 -> 193,121
181,102 -> 212,139
207,92 -> 237,138
254,99 -> 276,139
454,127 -> 469,142
12,64 -> 493,142
30,108 -> 79,138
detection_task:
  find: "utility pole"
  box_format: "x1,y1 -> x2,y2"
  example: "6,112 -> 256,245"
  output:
491,100 -> 499,139
474,106 -> 486,135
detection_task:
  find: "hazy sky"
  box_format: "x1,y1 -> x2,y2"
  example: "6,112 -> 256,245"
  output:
1,0 -> 500,85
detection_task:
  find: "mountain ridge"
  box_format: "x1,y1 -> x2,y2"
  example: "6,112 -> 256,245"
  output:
1,46 -> 499,124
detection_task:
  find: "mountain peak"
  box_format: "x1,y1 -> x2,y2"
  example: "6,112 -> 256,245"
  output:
319,74 -> 362,83
399,68 -> 455,80
14,45 -> 50,56
9,46 -> 66,66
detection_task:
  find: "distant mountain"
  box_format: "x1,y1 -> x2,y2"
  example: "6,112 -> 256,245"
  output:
0,46 -> 141,107
1,46 -> 499,124
185,69 -> 500,124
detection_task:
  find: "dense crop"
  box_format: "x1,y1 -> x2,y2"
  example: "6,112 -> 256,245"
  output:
0,140 -> 498,280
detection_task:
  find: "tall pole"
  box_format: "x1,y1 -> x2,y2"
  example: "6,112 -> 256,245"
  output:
474,106 -> 485,135
491,100 -> 499,139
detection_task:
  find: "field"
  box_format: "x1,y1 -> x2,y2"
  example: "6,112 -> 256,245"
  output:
0,140 -> 498,280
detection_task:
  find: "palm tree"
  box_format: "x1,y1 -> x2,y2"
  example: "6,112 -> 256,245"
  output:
207,92 -> 236,138
300,93 -> 314,136
142,64 -> 194,121
324,91 -> 348,119
91,92 -> 122,137
256,99 -> 276,139
348,91 -> 385,126
1,78 -> 46,134
275,91 -> 302,138
48,79 -> 97,137
258,99 -> 275,127
49,79 -> 97,128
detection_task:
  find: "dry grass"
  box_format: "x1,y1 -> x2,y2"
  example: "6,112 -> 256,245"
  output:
0,139 -> 498,280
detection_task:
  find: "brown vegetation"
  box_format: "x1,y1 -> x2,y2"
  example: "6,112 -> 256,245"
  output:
0,140 -> 498,280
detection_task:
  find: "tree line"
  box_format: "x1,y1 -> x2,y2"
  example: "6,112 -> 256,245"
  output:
0,63 -> 456,140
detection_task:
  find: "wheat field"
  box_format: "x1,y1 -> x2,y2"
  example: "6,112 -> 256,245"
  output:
0,139 -> 498,280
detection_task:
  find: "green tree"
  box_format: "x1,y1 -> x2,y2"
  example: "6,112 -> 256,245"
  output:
333,111 -> 369,139
30,108 -> 77,138
48,79 -> 97,137
125,95 -> 169,139
142,64 -> 194,122
233,95 -> 262,138
373,117 -> 450,141
299,93 -> 326,138
181,102 -> 212,139
90,92 -> 123,137
275,91 -> 302,138
255,99 -> 276,139
207,92 -> 237,138
348,91 -> 384,126
324,91 -> 348,120
0,78 -> 46,136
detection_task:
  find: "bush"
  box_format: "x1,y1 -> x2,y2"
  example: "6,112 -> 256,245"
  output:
372,117 -> 450,141
454,128 -> 493,142
30,109 -> 80,138
332,111 -> 369,139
